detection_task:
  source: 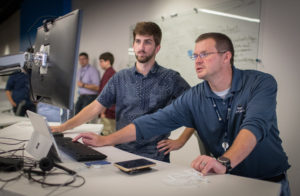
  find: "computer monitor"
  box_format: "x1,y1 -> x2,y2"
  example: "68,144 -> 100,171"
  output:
30,9 -> 82,110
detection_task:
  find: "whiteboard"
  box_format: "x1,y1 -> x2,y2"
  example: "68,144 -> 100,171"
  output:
128,0 -> 261,86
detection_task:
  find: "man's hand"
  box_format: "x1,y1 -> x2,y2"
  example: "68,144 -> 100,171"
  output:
11,101 -> 17,107
77,81 -> 84,87
100,113 -> 106,118
157,139 -> 185,155
72,132 -> 107,147
191,155 -> 226,175
51,125 -> 66,133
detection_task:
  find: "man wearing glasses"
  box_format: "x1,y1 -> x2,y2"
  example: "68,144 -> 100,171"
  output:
74,33 -> 290,195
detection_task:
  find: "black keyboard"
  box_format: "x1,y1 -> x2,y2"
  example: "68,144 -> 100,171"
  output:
54,137 -> 107,162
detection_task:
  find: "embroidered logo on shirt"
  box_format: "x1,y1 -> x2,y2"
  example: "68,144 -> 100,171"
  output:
235,105 -> 245,114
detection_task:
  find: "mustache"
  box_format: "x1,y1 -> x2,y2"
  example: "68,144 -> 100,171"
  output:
137,50 -> 146,54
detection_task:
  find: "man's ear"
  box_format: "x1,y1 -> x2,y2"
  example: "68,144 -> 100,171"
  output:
223,51 -> 232,64
155,45 -> 161,54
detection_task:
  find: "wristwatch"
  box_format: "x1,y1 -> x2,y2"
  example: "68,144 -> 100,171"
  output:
217,156 -> 232,173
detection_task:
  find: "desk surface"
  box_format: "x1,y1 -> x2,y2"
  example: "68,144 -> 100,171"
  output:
0,120 -> 281,196
0,113 -> 29,127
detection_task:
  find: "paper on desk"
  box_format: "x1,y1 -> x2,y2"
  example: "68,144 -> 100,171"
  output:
163,169 -> 209,187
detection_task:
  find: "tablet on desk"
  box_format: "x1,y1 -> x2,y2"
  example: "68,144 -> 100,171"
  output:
114,158 -> 156,174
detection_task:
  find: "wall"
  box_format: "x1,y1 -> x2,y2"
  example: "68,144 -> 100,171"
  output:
72,0 -> 234,72
259,1 -> 300,195
0,11 -> 20,87
0,10 -> 20,56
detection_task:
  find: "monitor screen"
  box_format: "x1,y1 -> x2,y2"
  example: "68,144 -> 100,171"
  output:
31,9 -> 82,110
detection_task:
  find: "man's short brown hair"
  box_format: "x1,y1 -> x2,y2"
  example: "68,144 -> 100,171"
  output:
79,52 -> 89,59
133,22 -> 162,46
99,52 -> 114,66
195,33 -> 234,65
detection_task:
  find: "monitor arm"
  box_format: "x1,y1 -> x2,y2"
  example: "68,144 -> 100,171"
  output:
0,48 -> 49,76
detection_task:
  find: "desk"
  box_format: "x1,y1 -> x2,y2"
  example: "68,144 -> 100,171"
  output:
0,113 -> 29,128
0,122 -> 281,196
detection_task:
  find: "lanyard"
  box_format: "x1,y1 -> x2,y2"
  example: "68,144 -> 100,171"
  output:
80,65 -> 89,81
210,96 -> 233,152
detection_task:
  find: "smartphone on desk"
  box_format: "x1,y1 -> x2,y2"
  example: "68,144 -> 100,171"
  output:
114,158 -> 156,174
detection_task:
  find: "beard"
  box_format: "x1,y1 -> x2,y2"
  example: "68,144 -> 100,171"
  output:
135,50 -> 155,63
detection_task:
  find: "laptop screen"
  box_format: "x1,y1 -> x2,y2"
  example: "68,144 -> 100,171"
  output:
26,110 -> 62,162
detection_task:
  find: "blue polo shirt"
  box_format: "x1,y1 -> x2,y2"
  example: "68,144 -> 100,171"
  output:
5,72 -> 31,105
134,66 -> 290,179
97,62 -> 190,161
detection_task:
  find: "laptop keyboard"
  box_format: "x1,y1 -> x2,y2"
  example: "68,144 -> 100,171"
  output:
54,137 -> 107,162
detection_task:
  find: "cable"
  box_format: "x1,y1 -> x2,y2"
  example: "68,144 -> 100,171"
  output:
0,148 -> 25,155
0,138 -> 85,189
0,141 -> 27,145
0,137 -> 28,142
26,15 -> 57,49
0,137 -> 28,145
24,167 -> 85,187
27,67 -> 44,104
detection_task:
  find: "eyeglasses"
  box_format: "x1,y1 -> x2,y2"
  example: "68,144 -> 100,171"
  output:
191,51 -> 227,60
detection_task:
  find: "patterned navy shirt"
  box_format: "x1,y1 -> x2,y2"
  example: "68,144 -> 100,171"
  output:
97,62 -> 190,161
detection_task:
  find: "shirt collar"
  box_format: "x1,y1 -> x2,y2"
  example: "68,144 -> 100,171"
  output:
131,62 -> 160,76
106,67 -> 114,72
80,64 -> 90,71
230,66 -> 242,93
204,66 -> 242,99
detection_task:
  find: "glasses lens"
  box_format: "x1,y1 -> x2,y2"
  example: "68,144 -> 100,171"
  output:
191,54 -> 197,60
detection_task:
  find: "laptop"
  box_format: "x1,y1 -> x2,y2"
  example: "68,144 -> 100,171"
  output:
26,111 -> 64,162
25,110 -> 107,162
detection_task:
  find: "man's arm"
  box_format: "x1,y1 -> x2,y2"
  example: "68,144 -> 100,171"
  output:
77,81 -> 99,92
100,108 -> 107,118
5,90 -> 16,107
72,123 -> 137,146
223,129 -> 257,168
157,127 -> 194,155
191,129 -> 257,175
51,100 -> 105,132
73,91 -> 195,147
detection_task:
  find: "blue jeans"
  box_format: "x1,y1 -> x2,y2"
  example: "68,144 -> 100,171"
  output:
280,173 -> 290,196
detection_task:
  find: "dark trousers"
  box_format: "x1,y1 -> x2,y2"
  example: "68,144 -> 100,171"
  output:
264,172 -> 290,196
13,102 -> 36,117
75,94 -> 98,114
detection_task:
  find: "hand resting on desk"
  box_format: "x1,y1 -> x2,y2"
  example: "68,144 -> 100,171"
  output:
73,132 -> 107,147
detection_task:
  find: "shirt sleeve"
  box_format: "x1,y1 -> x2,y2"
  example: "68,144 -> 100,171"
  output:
99,69 -> 116,94
171,72 -> 191,99
97,74 -> 117,108
90,67 -> 100,85
240,75 -> 278,143
5,75 -> 14,91
133,89 -> 195,141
